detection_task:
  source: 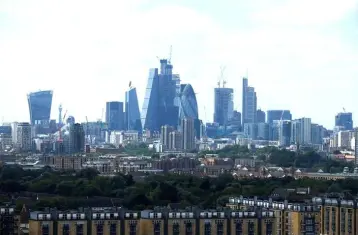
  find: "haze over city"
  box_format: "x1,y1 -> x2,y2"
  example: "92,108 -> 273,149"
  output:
1,0 -> 358,127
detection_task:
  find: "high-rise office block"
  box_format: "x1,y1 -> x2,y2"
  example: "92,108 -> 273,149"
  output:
125,87 -> 142,132
178,84 -> 198,120
335,112 -> 353,130
106,101 -> 124,131
311,123 -> 324,145
16,122 -> 32,151
214,87 -> 234,126
160,125 -> 174,150
181,118 -> 196,151
257,122 -> 269,140
291,118 -> 312,145
68,123 -> 85,154
278,120 -> 292,147
27,90 -> 53,126
256,109 -> 266,123
355,128 -> 358,165
242,77 -> 257,125
267,110 -> 292,124
243,123 -> 258,140
141,60 -> 179,131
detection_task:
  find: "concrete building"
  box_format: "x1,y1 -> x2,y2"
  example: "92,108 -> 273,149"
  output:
16,122 -> 32,151
181,118 -> 196,151
169,131 -> 182,151
160,125 -> 174,150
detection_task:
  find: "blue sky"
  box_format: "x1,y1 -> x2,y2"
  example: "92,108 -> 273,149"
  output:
0,0 -> 357,128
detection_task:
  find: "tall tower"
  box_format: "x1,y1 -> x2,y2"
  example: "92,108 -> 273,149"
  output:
58,104 -> 63,125
242,77 -> 257,125
181,118 -> 196,151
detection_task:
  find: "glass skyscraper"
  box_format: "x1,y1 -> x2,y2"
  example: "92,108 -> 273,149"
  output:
27,90 -> 53,125
214,87 -> 234,126
106,101 -> 124,131
141,59 -> 179,131
179,84 -> 198,120
267,110 -> 292,124
335,112 -> 353,130
242,77 -> 257,125
125,87 -> 142,132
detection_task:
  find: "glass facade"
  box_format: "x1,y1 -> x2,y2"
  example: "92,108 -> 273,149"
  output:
27,90 -> 53,125
214,87 -> 234,126
141,68 -> 160,131
125,87 -> 142,132
179,84 -> 198,120
335,112 -> 353,130
267,110 -> 292,124
141,60 -> 179,131
106,101 -> 124,131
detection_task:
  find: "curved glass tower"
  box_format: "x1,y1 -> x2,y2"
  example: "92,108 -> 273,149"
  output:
27,90 -> 53,125
179,84 -> 198,120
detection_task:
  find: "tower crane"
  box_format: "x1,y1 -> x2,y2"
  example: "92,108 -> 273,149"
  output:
58,110 -> 67,142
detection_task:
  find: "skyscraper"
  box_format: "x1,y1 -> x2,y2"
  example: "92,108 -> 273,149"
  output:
267,110 -> 292,124
16,122 -> 32,152
27,90 -> 53,125
242,77 -> 257,125
125,87 -> 142,132
68,123 -> 85,154
141,59 -> 179,131
179,84 -> 199,120
291,118 -> 311,145
181,118 -> 196,151
214,87 -> 234,126
106,102 -> 124,131
335,112 -> 353,130
256,109 -> 266,123
278,120 -> 292,147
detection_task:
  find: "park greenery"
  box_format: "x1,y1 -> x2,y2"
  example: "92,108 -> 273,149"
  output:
1,163 -> 358,211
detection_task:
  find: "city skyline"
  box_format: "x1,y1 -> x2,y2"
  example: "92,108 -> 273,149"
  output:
1,0 -> 358,127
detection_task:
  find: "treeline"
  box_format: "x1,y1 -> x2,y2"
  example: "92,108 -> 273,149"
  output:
1,165 -> 358,210
200,145 -> 352,171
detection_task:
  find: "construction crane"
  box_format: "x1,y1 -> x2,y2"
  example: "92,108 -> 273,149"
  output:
58,110 -> 67,142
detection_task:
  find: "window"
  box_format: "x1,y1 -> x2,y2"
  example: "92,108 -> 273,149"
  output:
173,223 -> 180,235
42,224 -> 49,235
96,224 -> 104,235
204,222 -> 211,235
110,224 -> 117,235
129,223 -> 137,235
76,224 -> 84,235
217,221 -> 224,235
62,224 -> 70,235
235,222 -> 243,235
185,222 -> 193,235
248,222 -> 255,235
154,222 -> 161,235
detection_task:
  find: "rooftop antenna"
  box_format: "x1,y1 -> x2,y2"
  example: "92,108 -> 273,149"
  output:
168,45 -> 172,64
129,81 -> 132,89
343,107 -> 346,112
